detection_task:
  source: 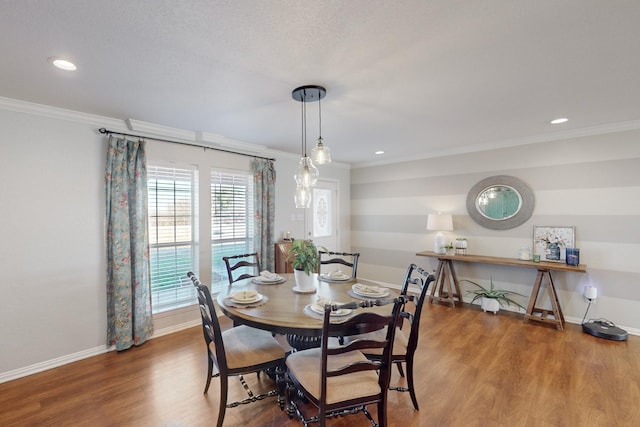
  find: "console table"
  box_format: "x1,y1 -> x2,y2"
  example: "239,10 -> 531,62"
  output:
416,251 -> 587,330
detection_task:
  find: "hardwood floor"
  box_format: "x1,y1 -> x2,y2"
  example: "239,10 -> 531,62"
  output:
1,302 -> 639,426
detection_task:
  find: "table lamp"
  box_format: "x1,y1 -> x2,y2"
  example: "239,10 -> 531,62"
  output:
427,213 -> 453,254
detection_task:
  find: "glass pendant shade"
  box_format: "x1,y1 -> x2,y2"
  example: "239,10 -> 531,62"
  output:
311,137 -> 332,165
294,156 -> 319,187
294,184 -> 311,208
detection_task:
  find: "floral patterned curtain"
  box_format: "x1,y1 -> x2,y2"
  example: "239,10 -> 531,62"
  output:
252,159 -> 276,271
105,135 -> 153,351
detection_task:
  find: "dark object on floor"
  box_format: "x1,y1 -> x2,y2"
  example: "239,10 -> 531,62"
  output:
582,319 -> 628,341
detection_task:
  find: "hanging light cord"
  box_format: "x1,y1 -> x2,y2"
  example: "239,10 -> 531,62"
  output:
303,96 -> 307,156
300,98 -> 305,157
318,95 -> 322,141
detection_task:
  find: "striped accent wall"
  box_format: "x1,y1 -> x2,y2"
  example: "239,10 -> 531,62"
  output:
351,129 -> 640,332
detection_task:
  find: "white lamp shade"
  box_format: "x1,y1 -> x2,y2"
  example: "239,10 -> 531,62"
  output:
426,213 -> 453,231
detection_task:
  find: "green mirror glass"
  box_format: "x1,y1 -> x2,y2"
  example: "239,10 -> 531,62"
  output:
475,185 -> 522,220
466,175 -> 535,230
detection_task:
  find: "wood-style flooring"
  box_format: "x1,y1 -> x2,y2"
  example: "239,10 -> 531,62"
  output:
1,302 -> 639,426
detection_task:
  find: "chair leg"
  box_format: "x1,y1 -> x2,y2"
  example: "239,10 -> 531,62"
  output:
395,361 -> 405,377
406,356 -> 419,411
204,358 -> 214,394
217,375 -> 228,427
377,400 -> 387,427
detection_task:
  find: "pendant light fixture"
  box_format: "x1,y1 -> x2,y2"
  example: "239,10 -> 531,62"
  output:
311,93 -> 331,164
292,85 -> 325,208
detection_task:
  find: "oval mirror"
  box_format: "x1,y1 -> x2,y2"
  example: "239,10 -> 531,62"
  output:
466,175 -> 534,230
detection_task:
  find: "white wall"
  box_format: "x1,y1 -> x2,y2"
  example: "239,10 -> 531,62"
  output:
0,99 -> 351,381
0,105 -> 108,378
351,130 -> 640,333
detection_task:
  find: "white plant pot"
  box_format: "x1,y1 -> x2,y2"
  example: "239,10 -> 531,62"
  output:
481,297 -> 500,314
294,269 -> 316,291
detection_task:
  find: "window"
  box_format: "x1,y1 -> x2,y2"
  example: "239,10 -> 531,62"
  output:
148,165 -> 198,313
211,170 -> 254,292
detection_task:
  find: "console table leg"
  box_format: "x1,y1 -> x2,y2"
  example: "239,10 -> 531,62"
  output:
525,269 -> 565,330
430,259 -> 462,307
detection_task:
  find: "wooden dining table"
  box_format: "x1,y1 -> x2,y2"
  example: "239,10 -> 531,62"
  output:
216,273 -> 396,349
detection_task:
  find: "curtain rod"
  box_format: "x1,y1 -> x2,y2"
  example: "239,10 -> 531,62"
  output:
98,127 -> 276,162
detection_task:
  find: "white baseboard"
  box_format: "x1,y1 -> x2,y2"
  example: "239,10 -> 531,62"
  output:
152,319 -> 201,339
0,345 -> 108,384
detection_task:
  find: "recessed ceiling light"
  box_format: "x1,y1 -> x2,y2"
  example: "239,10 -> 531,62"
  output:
375,150 -> 385,155
48,57 -> 77,71
550,117 -> 568,124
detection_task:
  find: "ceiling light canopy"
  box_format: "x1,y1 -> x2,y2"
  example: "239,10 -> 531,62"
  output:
550,117 -> 568,124
292,85 -> 330,208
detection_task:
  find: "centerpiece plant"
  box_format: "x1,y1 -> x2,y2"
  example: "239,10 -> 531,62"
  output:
287,239 -> 320,275
286,238 -> 326,291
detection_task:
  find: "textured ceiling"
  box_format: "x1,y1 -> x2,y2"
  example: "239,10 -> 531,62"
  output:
2,0 -> 640,166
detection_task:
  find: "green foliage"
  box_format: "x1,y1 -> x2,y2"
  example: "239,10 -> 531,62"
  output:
462,277 -> 526,310
286,239 -> 320,275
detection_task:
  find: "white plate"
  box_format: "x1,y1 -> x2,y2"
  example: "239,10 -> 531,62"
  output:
309,304 -> 351,317
352,284 -> 389,298
230,292 -> 263,304
320,273 -> 351,282
252,277 -> 285,284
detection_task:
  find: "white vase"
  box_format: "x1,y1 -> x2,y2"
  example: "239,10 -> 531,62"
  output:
481,297 -> 500,314
294,269 -> 316,291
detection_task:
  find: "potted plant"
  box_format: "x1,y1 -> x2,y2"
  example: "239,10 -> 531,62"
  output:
462,277 -> 526,314
286,239 -> 320,291
443,242 -> 455,255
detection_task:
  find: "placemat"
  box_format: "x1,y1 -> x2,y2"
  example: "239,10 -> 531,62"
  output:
223,295 -> 269,308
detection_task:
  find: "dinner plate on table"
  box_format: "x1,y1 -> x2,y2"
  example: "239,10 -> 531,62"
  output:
351,283 -> 389,298
252,276 -> 285,284
229,291 -> 263,304
319,273 -> 351,282
309,303 -> 351,317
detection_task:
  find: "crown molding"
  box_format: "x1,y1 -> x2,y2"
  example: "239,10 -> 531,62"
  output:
0,96 -> 125,130
353,119 -> 640,169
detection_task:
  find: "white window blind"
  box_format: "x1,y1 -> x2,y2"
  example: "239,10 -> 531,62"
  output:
148,165 -> 198,313
211,170 -> 254,292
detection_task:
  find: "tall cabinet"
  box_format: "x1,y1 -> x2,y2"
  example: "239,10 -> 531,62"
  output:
274,241 -> 294,274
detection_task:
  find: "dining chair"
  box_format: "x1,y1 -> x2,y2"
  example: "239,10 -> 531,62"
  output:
318,250 -> 360,279
285,297 -> 408,427
345,264 -> 435,410
223,252 -> 261,285
187,272 -> 286,427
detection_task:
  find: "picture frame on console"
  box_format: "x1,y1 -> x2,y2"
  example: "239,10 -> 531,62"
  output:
533,225 -> 575,263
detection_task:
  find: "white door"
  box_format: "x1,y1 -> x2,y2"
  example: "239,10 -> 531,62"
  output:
306,179 -> 338,252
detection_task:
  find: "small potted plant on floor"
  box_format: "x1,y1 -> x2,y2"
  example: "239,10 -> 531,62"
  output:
462,277 -> 526,314
287,239 -> 320,291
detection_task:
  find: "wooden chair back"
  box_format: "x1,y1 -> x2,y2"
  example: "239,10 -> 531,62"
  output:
223,252 -> 261,285
188,272 -> 228,373
400,265 -> 435,358
287,296 -> 409,426
318,251 -> 360,278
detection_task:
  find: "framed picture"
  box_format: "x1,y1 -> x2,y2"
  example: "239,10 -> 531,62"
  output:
533,226 -> 575,263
